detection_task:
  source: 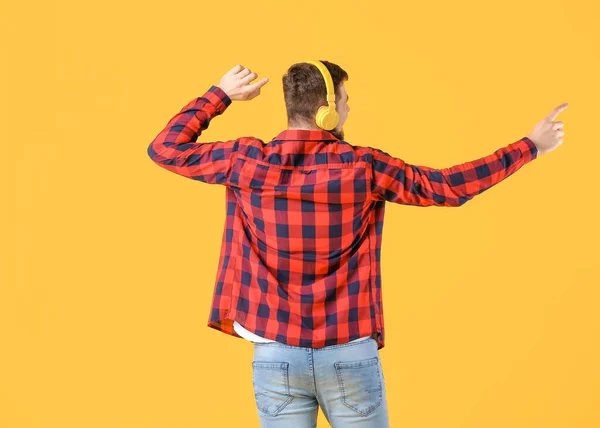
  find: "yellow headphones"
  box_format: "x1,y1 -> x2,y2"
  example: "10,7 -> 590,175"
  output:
303,60 -> 340,131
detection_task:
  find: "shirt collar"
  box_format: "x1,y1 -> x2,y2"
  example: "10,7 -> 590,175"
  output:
271,129 -> 339,142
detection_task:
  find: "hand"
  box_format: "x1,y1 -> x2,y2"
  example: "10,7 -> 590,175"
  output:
217,64 -> 269,102
527,103 -> 569,156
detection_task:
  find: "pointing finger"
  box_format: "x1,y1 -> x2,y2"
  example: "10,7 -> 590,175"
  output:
547,103 -> 569,121
247,77 -> 269,92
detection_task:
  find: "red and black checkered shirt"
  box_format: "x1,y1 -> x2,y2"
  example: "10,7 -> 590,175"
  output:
147,85 -> 539,350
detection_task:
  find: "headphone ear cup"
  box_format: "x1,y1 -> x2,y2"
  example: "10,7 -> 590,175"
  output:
328,109 -> 340,129
317,107 -> 339,130
315,106 -> 326,129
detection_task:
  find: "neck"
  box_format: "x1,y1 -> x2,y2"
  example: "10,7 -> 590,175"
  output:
287,124 -> 320,131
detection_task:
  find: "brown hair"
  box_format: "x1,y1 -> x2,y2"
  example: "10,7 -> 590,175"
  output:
282,60 -> 349,126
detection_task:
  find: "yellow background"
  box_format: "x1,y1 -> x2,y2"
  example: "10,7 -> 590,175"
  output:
2,0 -> 599,426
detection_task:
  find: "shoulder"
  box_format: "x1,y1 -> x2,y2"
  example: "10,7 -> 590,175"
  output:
336,140 -> 392,162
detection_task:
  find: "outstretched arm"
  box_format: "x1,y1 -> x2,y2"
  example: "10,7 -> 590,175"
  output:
369,102 -> 569,206
369,137 -> 539,207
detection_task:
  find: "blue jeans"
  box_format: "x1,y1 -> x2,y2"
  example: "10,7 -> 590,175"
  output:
251,336 -> 390,427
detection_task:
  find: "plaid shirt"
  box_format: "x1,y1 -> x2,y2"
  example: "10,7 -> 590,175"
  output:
147,85 -> 539,350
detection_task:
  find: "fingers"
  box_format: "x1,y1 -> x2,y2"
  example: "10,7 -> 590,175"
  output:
547,103 -> 569,121
227,65 -> 265,85
240,70 -> 257,85
552,121 -> 564,130
239,68 -> 253,79
223,65 -> 269,99
239,69 -> 269,90
230,65 -> 253,78
225,64 -> 244,76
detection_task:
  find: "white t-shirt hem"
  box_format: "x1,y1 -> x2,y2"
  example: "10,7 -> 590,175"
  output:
233,320 -> 371,345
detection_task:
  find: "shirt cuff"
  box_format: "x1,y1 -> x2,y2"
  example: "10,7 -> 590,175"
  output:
205,85 -> 232,115
519,137 -> 539,160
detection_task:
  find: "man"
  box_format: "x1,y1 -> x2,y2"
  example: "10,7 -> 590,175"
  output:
147,61 -> 568,427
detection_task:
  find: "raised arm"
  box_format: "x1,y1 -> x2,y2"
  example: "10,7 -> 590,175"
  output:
146,85 -> 236,184
147,64 -> 270,185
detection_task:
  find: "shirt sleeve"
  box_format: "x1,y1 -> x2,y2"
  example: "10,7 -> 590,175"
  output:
147,85 -> 240,185
369,137 -> 539,206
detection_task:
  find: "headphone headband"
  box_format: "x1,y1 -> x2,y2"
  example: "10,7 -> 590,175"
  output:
302,60 -> 340,131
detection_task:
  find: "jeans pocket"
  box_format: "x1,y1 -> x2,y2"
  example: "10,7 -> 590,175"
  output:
252,361 -> 294,416
334,356 -> 383,416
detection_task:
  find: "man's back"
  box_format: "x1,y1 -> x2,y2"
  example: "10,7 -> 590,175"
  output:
206,128 -> 388,349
